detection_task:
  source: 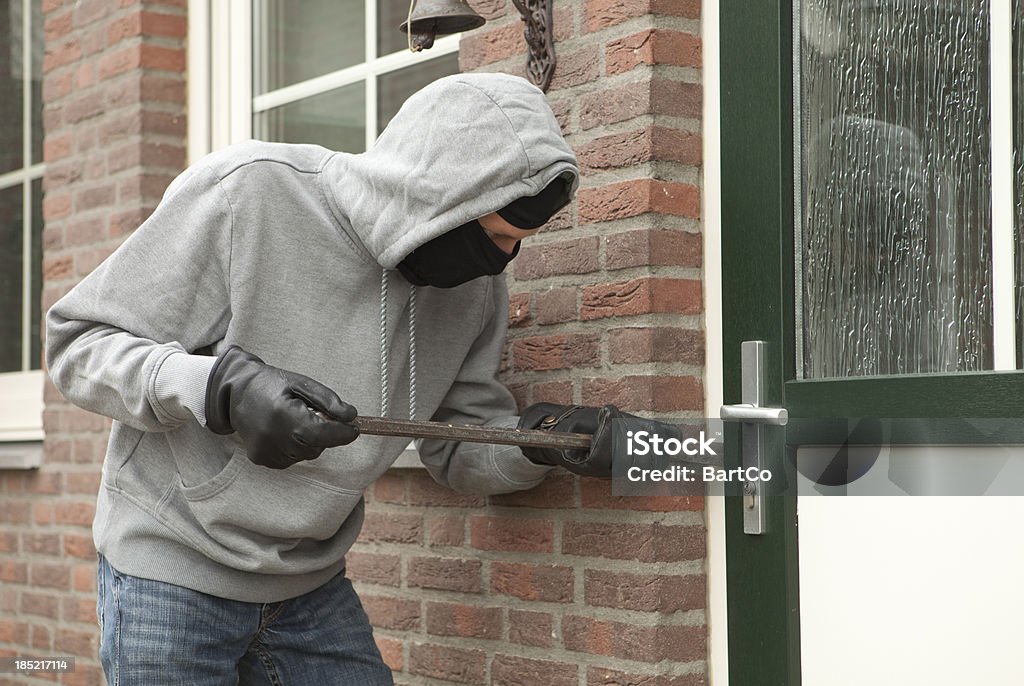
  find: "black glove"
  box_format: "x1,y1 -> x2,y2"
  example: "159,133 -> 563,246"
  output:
205,345 -> 359,469
517,403 -> 630,478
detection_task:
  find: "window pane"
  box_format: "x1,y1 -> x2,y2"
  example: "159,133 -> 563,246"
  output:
378,0 -> 415,57
797,1 -> 992,378
0,184 -> 23,372
254,0 -> 365,95
0,0 -> 25,174
30,178 -> 41,369
377,53 -> 459,133
254,84 -> 366,154
30,0 -> 42,164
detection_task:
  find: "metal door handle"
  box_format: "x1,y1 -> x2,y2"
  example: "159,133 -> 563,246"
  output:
720,403 -> 788,426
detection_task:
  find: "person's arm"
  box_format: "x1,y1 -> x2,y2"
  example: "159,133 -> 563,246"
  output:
417,279 -> 554,495
46,165 -> 233,432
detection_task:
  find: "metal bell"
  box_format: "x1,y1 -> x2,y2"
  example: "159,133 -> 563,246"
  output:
399,0 -> 486,51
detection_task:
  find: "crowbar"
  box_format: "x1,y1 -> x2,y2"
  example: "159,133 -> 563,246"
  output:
350,415 -> 593,451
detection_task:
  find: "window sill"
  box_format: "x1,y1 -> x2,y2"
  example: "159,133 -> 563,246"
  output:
0,441 -> 43,470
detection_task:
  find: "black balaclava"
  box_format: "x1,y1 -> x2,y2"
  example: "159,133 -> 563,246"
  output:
397,175 -> 571,289
397,220 -> 518,289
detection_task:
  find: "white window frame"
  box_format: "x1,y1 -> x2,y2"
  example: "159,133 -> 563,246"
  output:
1,0 -> 45,466
189,0 -> 461,160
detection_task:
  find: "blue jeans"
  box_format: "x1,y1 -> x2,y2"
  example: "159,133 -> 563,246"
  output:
96,555 -> 393,685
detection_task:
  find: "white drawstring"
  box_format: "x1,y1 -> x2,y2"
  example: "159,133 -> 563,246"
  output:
379,269 -> 418,421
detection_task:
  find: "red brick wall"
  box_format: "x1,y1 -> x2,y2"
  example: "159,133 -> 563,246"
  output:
0,1 -> 186,684
347,1 -> 709,684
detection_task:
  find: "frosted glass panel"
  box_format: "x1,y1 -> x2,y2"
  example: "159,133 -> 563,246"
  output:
797,1 -> 993,378
1015,0 -> 1024,368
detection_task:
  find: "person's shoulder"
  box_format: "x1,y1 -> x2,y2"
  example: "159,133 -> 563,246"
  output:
193,140 -> 337,181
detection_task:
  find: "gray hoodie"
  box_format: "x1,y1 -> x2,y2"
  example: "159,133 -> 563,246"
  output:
46,73 -> 580,602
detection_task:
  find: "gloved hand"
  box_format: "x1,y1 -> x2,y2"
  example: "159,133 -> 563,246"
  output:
517,403 -> 631,478
204,345 -> 359,469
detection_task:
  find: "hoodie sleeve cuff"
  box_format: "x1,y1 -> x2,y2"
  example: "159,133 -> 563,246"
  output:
151,351 -> 218,426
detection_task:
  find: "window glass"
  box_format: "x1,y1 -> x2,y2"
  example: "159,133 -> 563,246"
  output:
254,83 -> 366,153
0,184 -> 24,373
377,52 -> 459,131
796,1 -> 993,378
254,0 -> 365,95
29,0 -> 41,164
378,0 -> 416,57
0,0 -> 25,174
30,177 -> 41,369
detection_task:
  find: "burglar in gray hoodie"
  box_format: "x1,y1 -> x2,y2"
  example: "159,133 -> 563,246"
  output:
46,73 -> 627,685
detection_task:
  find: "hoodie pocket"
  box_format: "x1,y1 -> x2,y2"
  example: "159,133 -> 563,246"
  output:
170,449 -> 364,560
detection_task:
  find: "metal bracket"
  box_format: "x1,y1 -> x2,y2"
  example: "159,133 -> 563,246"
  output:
720,341 -> 786,535
510,0 -> 556,91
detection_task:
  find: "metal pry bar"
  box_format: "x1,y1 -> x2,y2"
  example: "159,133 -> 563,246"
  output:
351,415 -> 593,451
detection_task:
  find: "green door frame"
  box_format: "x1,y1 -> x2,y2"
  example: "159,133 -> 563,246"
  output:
720,1 -> 1024,684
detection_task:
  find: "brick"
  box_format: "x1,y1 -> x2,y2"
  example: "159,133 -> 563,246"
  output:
508,609 -> 553,647
64,534 -> 96,559
43,134 -> 74,161
470,515 -> 553,553
580,80 -> 702,129
75,183 -> 116,211
563,521 -> 704,562
0,620 -> 28,644
43,39 -> 82,72
608,327 -> 704,365
585,570 -> 705,613
372,472 -> 406,504
563,615 -> 705,663
345,552 -> 401,587
509,292 -> 531,328
534,287 -> 577,324
578,180 -> 700,223
376,636 -> 403,671
427,514 -> 465,547
490,561 -> 573,602
55,627 -> 95,655
66,471 -> 102,495
604,229 -> 703,270
43,192 -> 72,220
580,477 -> 703,511
581,278 -> 701,320
20,593 -> 60,620
511,333 -> 600,372
458,22 -> 524,71
0,502 -> 31,525
513,237 -> 600,280
53,501 -> 96,527
549,46 -> 601,90
530,380 -> 573,405
425,602 -> 502,639
581,375 -> 702,412
488,471 -> 575,509
606,30 -> 702,75
578,128 -> 701,174
407,472 -> 485,507
0,561 -> 28,584
357,512 -> 422,544
62,595 -> 98,624
584,0 -> 700,32
408,643 -> 486,684
64,91 -> 106,124
43,70 -> 73,100
361,595 -> 420,631
588,666 -> 708,686
108,11 -> 187,45
44,10 -> 74,41
491,654 -> 578,686
73,0 -> 112,27
23,533 -> 61,556
407,557 -> 482,593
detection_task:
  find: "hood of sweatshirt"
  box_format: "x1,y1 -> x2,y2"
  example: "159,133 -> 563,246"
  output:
323,72 -> 579,269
